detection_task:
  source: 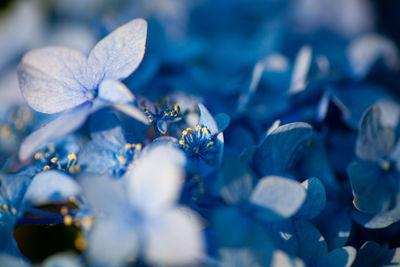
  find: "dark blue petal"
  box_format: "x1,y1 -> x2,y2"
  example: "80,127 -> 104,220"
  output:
253,122 -> 313,176
295,178 -> 326,220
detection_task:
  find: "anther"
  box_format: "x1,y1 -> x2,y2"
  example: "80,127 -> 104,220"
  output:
64,215 -> 73,226
3,204 -> 9,212
68,153 -> 77,161
43,165 -> 50,171
50,157 -> 58,163
202,127 -> 209,134
60,206 -> 68,215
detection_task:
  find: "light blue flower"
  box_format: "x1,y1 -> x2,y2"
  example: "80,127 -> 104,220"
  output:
17,18 -> 149,162
80,145 -> 205,266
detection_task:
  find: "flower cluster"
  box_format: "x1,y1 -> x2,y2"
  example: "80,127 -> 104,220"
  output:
1,0 -> 400,266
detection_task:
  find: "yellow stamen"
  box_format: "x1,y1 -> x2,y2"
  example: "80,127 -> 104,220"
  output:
1,125 -> 11,137
43,165 -> 50,171
64,215 -> 72,226
34,152 -> 42,160
179,140 -> 185,145
125,144 -> 132,150
186,128 -> 193,133
2,204 -> 9,212
11,208 -> 17,215
195,125 -> 201,131
136,144 -> 142,150
202,127 -> 209,134
50,157 -> 58,163
74,237 -> 87,251
118,156 -> 127,165
68,153 -> 77,161
182,130 -> 188,135
60,206 -> 68,215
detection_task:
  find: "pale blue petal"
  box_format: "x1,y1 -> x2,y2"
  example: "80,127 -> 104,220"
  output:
157,120 -> 168,134
295,178 -> 326,220
18,102 -> 92,162
250,176 -> 306,218
87,18 -> 147,83
42,253 -> 81,267
347,34 -> 399,79
352,203 -> 400,229
316,246 -> 357,267
113,103 -> 150,125
90,108 -> 126,151
88,218 -> 138,266
79,174 -> 127,217
198,104 -> 218,134
23,171 -> 81,205
98,80 -> 134,104
125,146 -> 185,215
17,47 -> 88,114
0,254 -> 29,267
78,141 -> 119,174
271,250 -> 305,267
289,46 -> 312,95
254,122 -> 313,176
356,105 -> 395,161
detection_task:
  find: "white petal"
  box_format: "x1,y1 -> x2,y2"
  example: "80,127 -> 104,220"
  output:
125,146 -> 185,215
144,208 -> 204,265
17,47 -> 89,113
89,219 -> 138,266
98,79 -> 134,104
87,18 -> 147,83
18,102 -> 91,162
23,171 -> 81,205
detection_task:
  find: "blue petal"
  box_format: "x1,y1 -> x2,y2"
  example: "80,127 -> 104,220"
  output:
18,102 -> 92,162
316,246 -> 356,267
198,104 -> 219,135
295,178 -> 326,220
265,219 -> 298,255
347,160 -> 393,214
293,220 -> 328,264
250,176 -> 306,218
214,113 -> 230,132
214,157 -> 254,204
90,108 -> 126,152
356,105 -> 395,161
22,171 -> 81,205
314,201 -> 352,250
17,47 -> 88,114
297,137 -> 338,199
78,141 -> 119,175
87,18 -> 147,83
352,241 -> 400,267
157,120 -> 168,134
253,122 -> 313,176
352,204 -> 400,229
